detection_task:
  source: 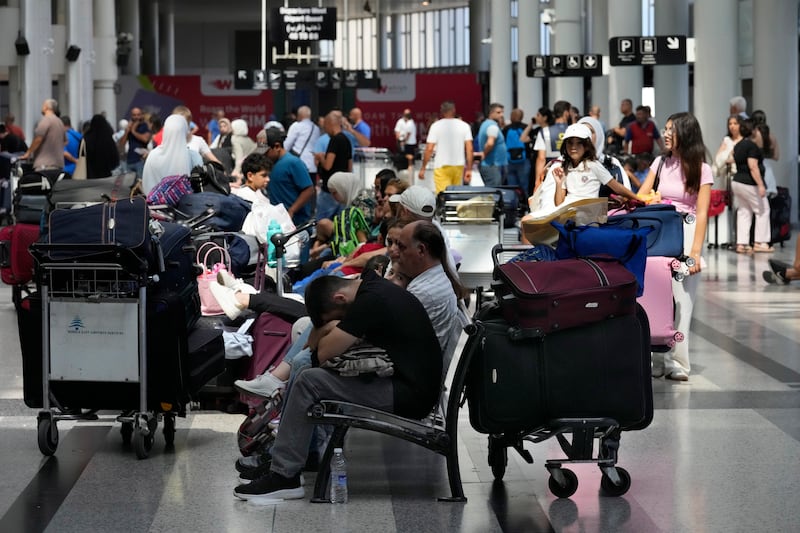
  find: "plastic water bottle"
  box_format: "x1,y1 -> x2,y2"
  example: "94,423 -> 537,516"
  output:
329,447 -> 348,503
266,220 -> 281,267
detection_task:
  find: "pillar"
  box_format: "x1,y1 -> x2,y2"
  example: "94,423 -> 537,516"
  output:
588,0 -> 609,127
693,0 -> 738,154
93,0 -> 117,123
516,0 -> 542,112
160,0 -> 175,75
469,0 -> 490,73
20,0 -> 53,139
489,0 -> 513,108
550,0 -> 583,109
653,0 -> 689,124
118,0 -> 140,75
608,0 -> 643,126
67,0 -> 94,126
753,0 -> 799,221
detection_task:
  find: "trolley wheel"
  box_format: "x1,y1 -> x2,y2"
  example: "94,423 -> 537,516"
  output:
488,437 -> 508,480
163,414 -> 176,447
121,422 -> 134,445
37,418 -> 59,456
548,468 -> 579,498
600,467 -> 632,497
134,424 -> 155,460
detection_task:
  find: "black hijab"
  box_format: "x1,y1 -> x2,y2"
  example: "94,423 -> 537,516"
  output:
83,114 -> 120,179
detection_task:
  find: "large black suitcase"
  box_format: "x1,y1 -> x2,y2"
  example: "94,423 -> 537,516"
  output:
466,304 -> 652,435
186,326 -> 226,394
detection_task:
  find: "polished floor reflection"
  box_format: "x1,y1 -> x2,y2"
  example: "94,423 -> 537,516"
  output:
0,242 -> 798,533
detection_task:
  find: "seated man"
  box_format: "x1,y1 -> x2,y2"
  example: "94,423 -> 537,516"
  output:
232,271 -> 442,500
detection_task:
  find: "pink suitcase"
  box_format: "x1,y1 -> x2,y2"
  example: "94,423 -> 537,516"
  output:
637,256 -> 684,348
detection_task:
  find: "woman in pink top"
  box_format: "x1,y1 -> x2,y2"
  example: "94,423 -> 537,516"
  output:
636,112 -> 713,382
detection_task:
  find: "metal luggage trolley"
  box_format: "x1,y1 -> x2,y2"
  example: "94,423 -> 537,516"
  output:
32,244 -> 170,459
354,147 -> 394,189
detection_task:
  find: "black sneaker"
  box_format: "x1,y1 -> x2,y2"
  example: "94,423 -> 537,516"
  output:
235,451 -> 272,474
238,460 -> 273,481
762,271 -> 789,285
233,472 -> 304,501
768,259 -> 791,277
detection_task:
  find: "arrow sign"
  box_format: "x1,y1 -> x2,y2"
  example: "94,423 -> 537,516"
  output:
269,71 -> 281,82
666,36 -> 680,49
237,70 -> 247,80
609,35 -> 686,65
584,55 -> 597,68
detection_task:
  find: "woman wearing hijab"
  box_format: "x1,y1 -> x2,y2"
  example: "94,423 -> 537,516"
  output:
210,117 -> 233,150
141,114 -> 203,194
230,119 -> 257,181
83,114 -> 120,178
577,115 -> 633,194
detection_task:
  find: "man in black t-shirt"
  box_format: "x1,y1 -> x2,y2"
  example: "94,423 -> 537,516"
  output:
315,110 -> 353,220
233,272 -> 441,501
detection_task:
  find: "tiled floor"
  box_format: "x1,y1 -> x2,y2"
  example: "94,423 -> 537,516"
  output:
0,242 -> 798,533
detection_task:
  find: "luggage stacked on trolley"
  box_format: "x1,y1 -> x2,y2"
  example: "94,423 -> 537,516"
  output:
461,241 -> 654,498
22,195 -> 225,459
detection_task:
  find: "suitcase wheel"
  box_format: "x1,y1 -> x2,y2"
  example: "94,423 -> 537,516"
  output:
600,467 -> 631,497
548,468 -> 578,498
487,436 -> 507,481
37,415 -> 59,456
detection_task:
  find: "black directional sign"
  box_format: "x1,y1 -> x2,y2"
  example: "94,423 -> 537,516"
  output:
234,69 -> 253,90
358,70 -> 380,89
526,54 -> 603,78
609,35 -> 687,66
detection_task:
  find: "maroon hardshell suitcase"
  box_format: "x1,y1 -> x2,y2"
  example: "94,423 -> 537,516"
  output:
240,312 -> 293,408
493,257 -> 638,338
0,223 -> 40,286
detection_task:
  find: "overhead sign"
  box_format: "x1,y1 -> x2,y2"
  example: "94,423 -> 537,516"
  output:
269,7 -> 336,43
609,35 -> 687,66
234,69 -> 378,91
234,69 -> 253,90
526,54 -> 603,78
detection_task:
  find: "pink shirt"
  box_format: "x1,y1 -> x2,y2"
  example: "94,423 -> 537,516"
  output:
650,156 -> 713,215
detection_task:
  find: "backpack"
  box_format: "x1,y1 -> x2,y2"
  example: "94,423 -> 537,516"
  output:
146,175 -> 193,207
505,125 -> 527,163
331,206 -> 369,257
598,155 -> 625,197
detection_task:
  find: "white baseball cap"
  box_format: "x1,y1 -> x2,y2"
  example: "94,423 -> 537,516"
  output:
563,123 -> 592,140
389,185 -> 436,218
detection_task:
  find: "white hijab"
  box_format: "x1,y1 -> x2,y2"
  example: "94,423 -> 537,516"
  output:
327,172 -> 363,206
578,116 -> 605,155
142,114 -> 193,194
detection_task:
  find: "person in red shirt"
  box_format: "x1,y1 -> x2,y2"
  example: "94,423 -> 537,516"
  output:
624,106 -> 665,155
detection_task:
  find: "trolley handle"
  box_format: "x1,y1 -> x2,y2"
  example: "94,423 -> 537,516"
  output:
491,243 -> 535,268
270,219 -> 317,257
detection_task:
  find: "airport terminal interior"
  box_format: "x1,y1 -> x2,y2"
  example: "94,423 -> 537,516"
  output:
1,241 -> 799,532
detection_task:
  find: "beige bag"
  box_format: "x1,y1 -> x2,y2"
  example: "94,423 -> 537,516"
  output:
72,139 -> 87,180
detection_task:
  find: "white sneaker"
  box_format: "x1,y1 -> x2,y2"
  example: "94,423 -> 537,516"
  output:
235,373 -> 287,399
217,270 -> 258,294
209,281 -> 246,321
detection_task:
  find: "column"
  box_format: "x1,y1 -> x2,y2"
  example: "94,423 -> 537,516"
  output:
489,0 -> 513,108
550,0 -> 583,109
390,14 -> 402,69
376,4 -> 386,70
608,0 -> 642,126
588,0 -> 609,126
93,0 -> 117,123
20,0 -> 53,139
693,0 -> 738,153
469,0 -> 490,73
516,0 -> 542,113
753,0 -> 799,221
118,0 -> 140,75
160,0 -> 175,75
141,0 -> 159,74
67,0 -> 94,126
653,0 -> 689,124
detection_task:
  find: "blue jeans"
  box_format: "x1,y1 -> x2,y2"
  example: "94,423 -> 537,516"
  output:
316,189 -> 343,221
506,160 -> 531,194
480,164 -> 506,187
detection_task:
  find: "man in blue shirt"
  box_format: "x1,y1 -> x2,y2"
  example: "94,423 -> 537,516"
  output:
61,116 -> 81,176
263,128 -> 315,227
117,107 -> 151,179
477,103 -> 508,187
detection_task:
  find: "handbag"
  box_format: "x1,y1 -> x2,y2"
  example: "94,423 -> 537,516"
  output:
196,241 -> 232,316
72,139 -> 87,180
552,220 -> 651,296
708,189 -> 728,218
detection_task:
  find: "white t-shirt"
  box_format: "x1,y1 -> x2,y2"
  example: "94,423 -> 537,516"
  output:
234,185 -> 271,209
188,135 -> 212,157
426,118 -> 472,167
561,160 -> 613,202
394,117 -> 418,145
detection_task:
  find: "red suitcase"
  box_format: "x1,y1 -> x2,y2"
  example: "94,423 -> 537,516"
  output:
0,223 -> 40,286
637,256 -> 684,348
493,257 -> 638,338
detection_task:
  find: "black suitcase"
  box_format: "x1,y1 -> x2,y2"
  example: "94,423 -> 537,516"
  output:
12,169 -> 68,224
186,326 -> 226,395
769,186 -> 791,246
466,304 -> 652,435
49,172 -> 137,207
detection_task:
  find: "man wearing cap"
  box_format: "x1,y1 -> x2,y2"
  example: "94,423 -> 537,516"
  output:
419,101 -> 474,194
389,185 -> 460,273
263,127 -> 315,227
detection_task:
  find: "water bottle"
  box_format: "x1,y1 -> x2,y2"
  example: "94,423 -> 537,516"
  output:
266,219 -> 281,267
329,447 -> 348,503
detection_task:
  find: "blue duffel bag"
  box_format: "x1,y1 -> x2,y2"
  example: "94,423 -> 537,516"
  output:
176,192 -> 251,232
606,204 -> 684,258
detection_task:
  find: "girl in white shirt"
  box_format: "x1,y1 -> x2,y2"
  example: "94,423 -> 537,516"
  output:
552,123 -> 638,207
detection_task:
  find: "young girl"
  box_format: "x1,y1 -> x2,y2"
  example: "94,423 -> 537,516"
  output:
552,123 -> 639,206
637,112 -> 712,381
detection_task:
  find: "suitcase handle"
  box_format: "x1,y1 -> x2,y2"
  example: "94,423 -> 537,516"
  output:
491,243 -> 536,268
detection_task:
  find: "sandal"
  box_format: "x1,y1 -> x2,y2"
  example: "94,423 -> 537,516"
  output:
735,245 -> 751,254
753,244 -> 775,253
